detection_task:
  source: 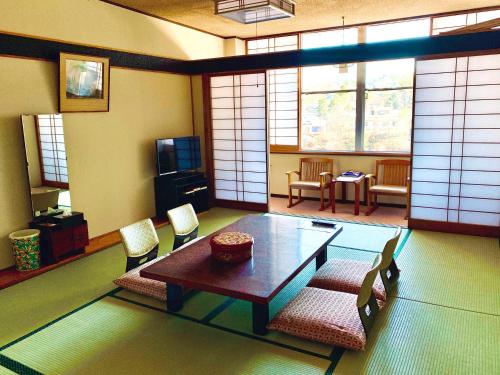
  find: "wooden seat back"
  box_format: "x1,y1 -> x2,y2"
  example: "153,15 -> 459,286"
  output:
299,158 -> 333,182
376,159 -> 410,186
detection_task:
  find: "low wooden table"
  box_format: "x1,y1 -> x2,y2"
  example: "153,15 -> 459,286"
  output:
336,175 -> 366,215
141,215 -> 342,335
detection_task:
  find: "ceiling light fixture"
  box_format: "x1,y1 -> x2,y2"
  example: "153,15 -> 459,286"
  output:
215,0 -> 296,24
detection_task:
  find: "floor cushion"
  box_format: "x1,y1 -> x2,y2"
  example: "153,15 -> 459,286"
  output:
114,236 -> 204,301
268,287 -> 367,351
308,258 -> 387,302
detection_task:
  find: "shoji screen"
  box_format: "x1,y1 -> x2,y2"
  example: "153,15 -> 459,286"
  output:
411,53 -> 500,231
210,73 -> 268,208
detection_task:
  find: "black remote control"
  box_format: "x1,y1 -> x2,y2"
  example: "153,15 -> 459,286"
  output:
311,219 -> 336,228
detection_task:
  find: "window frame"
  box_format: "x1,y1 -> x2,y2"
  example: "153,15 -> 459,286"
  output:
245,5 -> 499,156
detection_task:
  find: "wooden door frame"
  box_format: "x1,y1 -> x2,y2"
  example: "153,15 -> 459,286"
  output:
203,70 -> 269,212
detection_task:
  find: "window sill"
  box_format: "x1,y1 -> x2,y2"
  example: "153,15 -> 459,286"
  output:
270,150 -> 411,157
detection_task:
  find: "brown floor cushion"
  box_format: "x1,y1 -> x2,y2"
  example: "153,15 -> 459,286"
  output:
114,236 -> 204,301
308,258 -> 386,302
268,287 -> 370,350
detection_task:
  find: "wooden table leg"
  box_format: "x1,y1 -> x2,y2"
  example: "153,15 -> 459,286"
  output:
252,302 -> 269,335
354,181 -> 360,216
316,246 -> 327,270
363,178 -> 368,206
167,283 -> 183,312
341,182 -> 347,203
331,181 -> 336,213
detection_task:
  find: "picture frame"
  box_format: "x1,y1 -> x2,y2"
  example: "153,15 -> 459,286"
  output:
59,52 -> 110,112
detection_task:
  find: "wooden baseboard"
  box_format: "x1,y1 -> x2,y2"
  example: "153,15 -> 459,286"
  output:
270,193 -> 406,209
0,216 -> 172,290
408,218 -> 500,238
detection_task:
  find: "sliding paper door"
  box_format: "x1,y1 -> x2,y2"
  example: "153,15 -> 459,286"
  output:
209,73 -> 268,210
411,53 -> 500,233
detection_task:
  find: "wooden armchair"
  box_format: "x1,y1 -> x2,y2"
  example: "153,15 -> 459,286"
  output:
366,159 -> 411,219
286,158 -> 335,211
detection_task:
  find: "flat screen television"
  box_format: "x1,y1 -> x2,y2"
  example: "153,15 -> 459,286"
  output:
156,136 -> 201,176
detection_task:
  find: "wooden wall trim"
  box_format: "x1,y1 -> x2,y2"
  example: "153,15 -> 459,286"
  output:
189,30 -> 500,74
1,30 -> 500,75
408,219 -> 500,238
0,32 -> 189,74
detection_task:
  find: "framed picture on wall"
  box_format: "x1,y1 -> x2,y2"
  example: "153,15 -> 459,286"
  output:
59,52 -> 110,112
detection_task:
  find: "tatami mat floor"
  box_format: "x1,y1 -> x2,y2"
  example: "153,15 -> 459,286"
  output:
0,208 -> 498,374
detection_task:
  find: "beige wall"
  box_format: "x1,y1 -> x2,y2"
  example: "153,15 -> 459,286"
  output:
270,153 -> 410,204
0,0 -> 224,60
0,0 -> 224,269
224,38 -> 246,56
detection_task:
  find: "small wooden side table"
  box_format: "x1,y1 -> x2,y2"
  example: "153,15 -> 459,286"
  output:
335,175 -> 366,215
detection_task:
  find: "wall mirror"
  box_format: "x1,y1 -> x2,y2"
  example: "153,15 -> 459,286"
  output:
21,114 -> 71,217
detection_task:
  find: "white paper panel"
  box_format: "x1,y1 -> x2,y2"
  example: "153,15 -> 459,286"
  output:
216,190 -> 237,201
461,171 -> 500,185
415,87 -> 455,102
460,198 -> 500,213
412,55 -> 500,228
415,58 -> 456,74
242,192 -> 267,203
467,70 -> 500,85
459,211 -> 500,226
468,54 -> 500,70
415,73 -> 455,88
411,206 -> 448,221
211,74 -> 267,205
411,194 -> 448,209
275,137 -> 297,145
412,169 -> 449,182
463,143 -> 500,157
413,129 -> 451,142
466,100 -> 500,115
412,156 -> 450,169
413,142 -> 451,156
412,182 -> 450,195
461,184 -> 500,199
414,101 -> 454,116
414,115 -> 452,129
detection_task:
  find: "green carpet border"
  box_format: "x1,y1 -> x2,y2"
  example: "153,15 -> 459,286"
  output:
0,354 -> 42,375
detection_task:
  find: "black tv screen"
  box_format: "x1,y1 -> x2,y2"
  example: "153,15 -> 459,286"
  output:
156,136 -> 201,175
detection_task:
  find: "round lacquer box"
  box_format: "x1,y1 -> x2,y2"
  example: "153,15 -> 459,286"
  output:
210,232 -> 254,263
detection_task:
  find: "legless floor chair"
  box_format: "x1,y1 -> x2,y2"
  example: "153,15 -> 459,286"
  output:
286,158 -> 335,211
308,227 -> 402,302
114,206 -> 203,301
167,203 -> 200,250
268,255 -> 383,351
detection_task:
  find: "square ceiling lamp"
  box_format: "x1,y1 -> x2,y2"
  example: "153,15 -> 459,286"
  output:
215,0 -> 296,24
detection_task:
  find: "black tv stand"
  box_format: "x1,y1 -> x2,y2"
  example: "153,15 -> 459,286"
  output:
154,171 -> 208,219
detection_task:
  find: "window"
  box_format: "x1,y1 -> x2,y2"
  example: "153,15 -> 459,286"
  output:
248,36 -> 299,150
36,114 -> 68,188
268,68 -> 299,147
247,35 -> 298,54
301,28 -> 358,49
366,19 -> 430,43
245,7 -> 497,153
364,59 -> 414,152
431,9 -> 500,35
301,64 -> 357,151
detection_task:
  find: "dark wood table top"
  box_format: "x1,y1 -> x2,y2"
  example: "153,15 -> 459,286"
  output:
140,214 -> 342,304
